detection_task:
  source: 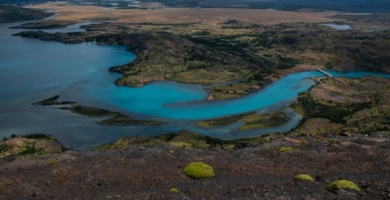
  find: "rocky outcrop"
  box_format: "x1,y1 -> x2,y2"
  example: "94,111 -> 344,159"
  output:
13,31 -> 86,44
0,134 -> 65,158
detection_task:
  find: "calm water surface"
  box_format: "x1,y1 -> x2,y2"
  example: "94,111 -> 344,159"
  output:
0,20 -> 388,149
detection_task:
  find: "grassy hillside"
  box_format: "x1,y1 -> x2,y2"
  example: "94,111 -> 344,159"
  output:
0,5 -> 52,23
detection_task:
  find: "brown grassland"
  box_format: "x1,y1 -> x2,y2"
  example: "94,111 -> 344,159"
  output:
32,2 -> 336,25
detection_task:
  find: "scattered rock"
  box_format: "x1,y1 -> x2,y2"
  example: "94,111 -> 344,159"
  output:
284,137 -> 302,144
233,142 -> 255,149
340,132 -> 351,137
206,93 -> 214,100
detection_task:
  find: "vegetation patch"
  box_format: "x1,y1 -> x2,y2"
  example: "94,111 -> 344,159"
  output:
66,106 -> 113,117
297,94 -> 372,124
290,76 -> 390,135
184,161 -> 215,179
279,147 -> 293,152
64,105 -> 165,125
195,111 -> 289,130
326,180 -> 361,192
23,133 -> 52,140
97,137 -> 147,150
0,135 -> 65,158
49,159 -> 59,165
169,188 -> 179,193
97,129 -> 284,152
238,112 -> 289,130
0,143 -> 10,153
168,141 -> 194,150
294,174 -> 314,181
195,112 -> 253,127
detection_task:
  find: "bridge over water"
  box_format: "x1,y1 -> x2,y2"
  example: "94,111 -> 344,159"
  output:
316,68 -> 333,77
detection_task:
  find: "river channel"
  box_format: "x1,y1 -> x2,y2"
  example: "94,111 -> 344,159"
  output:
1,20 -> 389,150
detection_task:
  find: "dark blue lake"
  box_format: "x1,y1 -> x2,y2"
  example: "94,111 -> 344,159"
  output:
1,21 -> 389,150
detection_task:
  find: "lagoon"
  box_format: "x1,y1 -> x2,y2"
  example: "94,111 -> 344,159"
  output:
0,21 -> 389,150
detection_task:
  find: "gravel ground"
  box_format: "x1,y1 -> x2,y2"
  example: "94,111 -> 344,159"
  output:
1,133 -> 389,199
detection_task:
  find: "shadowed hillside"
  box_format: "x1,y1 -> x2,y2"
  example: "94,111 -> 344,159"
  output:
0,5 -> 52,23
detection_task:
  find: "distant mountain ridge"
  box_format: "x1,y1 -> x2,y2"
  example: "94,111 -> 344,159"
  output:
0,0 -> 50,5
1,0 -> 389,13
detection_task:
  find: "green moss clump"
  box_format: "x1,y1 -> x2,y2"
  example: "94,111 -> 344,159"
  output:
184,162 -> 215,179
49,159 -> 59,165
168,150 -> 174,154
279,147 -> 293,152
294,174 -> 314,181
326,180 -> 361,192
169,188 -> 179,193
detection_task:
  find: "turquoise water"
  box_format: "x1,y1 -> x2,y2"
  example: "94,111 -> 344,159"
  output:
79,70 -> 390,120
0,20 -> 389,149
83,71 -> 317,120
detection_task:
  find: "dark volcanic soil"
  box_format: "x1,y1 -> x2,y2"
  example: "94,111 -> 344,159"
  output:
1,133 -> 389,199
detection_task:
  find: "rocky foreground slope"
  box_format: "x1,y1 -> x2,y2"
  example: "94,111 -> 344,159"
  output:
0,132 -> 389,199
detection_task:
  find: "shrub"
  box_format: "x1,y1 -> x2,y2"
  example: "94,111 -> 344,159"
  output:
184,162 -> 215,179
49,159 -> 59,165
294,174 -> 314,181
0,143 -> 9,153
19,145 -> 37,155
279,147 -> 293,152
23,133 -> 51,140
326,180 -> 360,192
